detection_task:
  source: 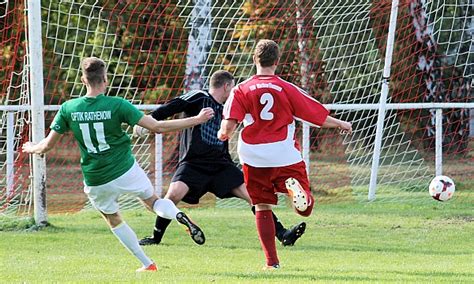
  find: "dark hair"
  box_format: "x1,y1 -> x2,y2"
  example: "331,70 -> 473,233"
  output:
81,57 -> 106,87
254,39 -> 280,67
210,70 -> 234,89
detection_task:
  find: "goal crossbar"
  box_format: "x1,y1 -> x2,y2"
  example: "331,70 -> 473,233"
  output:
1,102 -> 473,112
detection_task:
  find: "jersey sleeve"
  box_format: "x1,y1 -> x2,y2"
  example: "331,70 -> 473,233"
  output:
119,99 -> 144,126
151,97 -> 191,120
50,104 -> 69,134
287,85 -> 329,126
223,87 -> 246,122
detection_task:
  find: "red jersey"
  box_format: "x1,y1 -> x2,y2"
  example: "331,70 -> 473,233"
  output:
223,75 -> 329,167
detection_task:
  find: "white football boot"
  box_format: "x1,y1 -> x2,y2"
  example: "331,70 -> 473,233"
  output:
285,177 -> 309,212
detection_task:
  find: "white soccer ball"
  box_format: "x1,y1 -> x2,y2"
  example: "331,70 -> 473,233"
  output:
133,125 -> 150,138
429,175 -> 455,202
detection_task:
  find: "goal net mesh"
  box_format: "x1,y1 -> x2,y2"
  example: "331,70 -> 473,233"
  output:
1,0 -> 472,215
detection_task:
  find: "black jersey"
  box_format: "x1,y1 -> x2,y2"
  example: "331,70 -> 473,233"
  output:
152,90 -> 233,165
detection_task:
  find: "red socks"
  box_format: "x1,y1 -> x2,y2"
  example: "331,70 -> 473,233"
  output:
255,210 -> 279,266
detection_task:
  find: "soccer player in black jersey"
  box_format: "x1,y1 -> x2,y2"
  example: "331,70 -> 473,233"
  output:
137,70 -> 306,247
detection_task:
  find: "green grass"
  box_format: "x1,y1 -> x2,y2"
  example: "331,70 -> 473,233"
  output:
1,198 -> 473,283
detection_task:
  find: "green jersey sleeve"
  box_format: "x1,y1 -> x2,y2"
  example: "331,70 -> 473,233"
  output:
119,98 -> 144,126
50,104 -> 69,134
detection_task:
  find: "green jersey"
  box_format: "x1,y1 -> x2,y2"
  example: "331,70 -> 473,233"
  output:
51,94 -> 144,186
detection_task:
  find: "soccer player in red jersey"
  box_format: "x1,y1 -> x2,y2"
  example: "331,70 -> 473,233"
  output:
218,40 -> 352,269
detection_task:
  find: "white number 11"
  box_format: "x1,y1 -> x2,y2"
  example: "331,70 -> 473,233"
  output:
79,122 -> 110,153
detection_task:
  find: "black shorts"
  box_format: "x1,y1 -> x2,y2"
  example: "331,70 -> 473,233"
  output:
171,162 -> 244,204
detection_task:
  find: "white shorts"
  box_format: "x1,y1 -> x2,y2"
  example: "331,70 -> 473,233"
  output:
83,161 -> 154,214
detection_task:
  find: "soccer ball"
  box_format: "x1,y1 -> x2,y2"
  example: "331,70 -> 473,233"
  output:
133,125 -> 150,138
429,175 -> 455,202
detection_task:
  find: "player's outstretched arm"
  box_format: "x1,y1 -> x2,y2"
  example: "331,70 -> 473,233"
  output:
138,107 -> 214,134
150,97 -> 190,121
217,119 -> 238,141
22,130 -> 62,154
322,116 -> 353,135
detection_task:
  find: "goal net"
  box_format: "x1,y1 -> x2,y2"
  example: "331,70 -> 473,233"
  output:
1,0 -> 472,216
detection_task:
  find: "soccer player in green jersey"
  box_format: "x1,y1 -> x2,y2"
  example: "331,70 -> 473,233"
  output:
22,57 -> 214,272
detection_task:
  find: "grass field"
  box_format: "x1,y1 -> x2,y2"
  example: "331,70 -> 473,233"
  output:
1,195 -> 473,283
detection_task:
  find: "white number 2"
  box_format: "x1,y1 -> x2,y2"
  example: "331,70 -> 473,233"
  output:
79,122 -> 110,153
259,93 -> 274,120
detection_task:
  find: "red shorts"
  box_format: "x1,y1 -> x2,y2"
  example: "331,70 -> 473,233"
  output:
242,160 -> 312,206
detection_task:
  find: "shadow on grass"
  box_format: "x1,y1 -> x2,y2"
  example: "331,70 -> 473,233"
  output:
0,217 -> 70,233
0,217 -> 36,231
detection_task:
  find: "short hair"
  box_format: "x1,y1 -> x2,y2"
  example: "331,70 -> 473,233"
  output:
209,70 -> 234,89
254,39 -> 280,67
81,57 -> 106,87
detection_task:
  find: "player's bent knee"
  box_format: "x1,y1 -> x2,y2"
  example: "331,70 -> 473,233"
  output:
255,204 -> 272,211
141,194 -> 159,209
101,212 -> 123,228
164,191 -> 184,204
165,181 -> 189,203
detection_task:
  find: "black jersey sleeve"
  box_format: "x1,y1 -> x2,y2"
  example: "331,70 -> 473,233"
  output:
151,98 -> 190,120
151,90 -> 207,120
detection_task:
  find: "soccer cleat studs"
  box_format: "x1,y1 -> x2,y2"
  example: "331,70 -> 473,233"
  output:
176,212 -> 206,245
285,178 -> 309,212
281,222 -> 306,246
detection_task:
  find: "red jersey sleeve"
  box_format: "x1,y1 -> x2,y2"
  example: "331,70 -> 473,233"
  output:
223,86 -> 246,122
287,84 -> 329,126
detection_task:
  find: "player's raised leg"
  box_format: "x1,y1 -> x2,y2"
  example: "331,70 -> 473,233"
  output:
140,181 -> 198,245
281,161 -> 314,217
285,177 -> 314,217
142,194 -> 205,245
176,211 -> 205,245
231,183 -> 306,245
